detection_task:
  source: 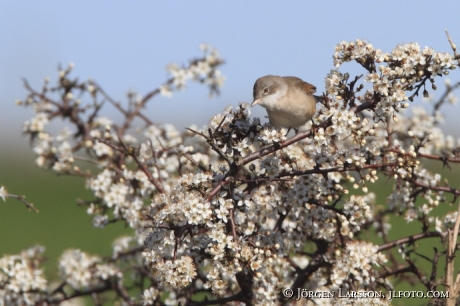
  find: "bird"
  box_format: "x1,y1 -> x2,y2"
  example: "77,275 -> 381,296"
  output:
251,75 -> 320,129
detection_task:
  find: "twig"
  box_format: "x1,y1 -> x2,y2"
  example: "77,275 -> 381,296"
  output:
378,231 -> 442,252
432,81 -> 460,118
6,194 -> 39,213
91,81 -> 154,126
116,130 -> 165,194
446,29 -> 460,61
229,209 -> 238,242
187,127 -> 232,166
176,148 -> 208,172
445,199 -> 460,306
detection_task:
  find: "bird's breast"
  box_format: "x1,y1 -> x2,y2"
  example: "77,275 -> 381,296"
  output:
268,91 -> 316,128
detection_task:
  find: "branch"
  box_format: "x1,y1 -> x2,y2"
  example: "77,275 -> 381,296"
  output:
91,81 -> 154,126
446,200 -> 460,306
432,81 -> 460,117
186,128 -> 231,166
419,152 -> 460,164
378,231 -> 442,252
5,193 -> 39,213
446,29 -> 460,61
116,130 -> 165,194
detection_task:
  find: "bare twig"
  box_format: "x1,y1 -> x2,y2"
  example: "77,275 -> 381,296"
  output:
116,129 -> 165,194
378,231 -> 443,252
5,194 -> 39,213
91,81 -> 154,126
446,29 -> 460,61
445,200 -> 460,306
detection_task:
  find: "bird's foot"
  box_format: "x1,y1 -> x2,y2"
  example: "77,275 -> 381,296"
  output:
310,119 -> 318,136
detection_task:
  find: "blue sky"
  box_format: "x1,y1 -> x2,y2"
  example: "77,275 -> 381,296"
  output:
1,1 -> 460,148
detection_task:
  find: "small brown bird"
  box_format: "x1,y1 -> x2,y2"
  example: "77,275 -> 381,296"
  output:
251,75 -> 319,129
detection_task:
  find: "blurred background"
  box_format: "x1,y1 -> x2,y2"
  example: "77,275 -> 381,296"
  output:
1,1 -> 460,304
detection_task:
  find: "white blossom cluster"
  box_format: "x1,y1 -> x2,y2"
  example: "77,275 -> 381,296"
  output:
387,166 -> 445,223
340,194 -> 374,236
4,39 -> 460,305
331,242 -> 387,288
391,106 -> 458,155
330,39 -> 456,122
162,43 -> 225,96
149,256 -> 197,290
59,249 -> 121,290
0,246 -> 47,306
142,286 -> 159,305
435,210 -> 460,233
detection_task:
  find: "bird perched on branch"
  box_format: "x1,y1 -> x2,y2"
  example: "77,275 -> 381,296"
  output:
251,75 -> 320,129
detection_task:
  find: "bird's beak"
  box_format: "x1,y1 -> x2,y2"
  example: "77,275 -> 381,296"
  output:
251,99 -> 260,107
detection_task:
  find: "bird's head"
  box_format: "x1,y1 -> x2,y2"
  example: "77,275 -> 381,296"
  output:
251,75 -> 286,109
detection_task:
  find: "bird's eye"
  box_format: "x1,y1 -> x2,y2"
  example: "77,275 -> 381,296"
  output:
263,87 -> 269,94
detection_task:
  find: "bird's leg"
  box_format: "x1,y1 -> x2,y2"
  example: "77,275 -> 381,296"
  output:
285,127 -> 292,136
310,118 -> 317,136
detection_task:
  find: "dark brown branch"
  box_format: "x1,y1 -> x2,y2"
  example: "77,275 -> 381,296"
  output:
419,152 -> 460,164
187,128 -> 232,166
378,231 -> 443,252
116,130 -> 165,194
91,81 -> 154,126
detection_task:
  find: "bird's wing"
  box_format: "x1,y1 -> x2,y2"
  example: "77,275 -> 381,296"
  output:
283,76 -> 317,95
